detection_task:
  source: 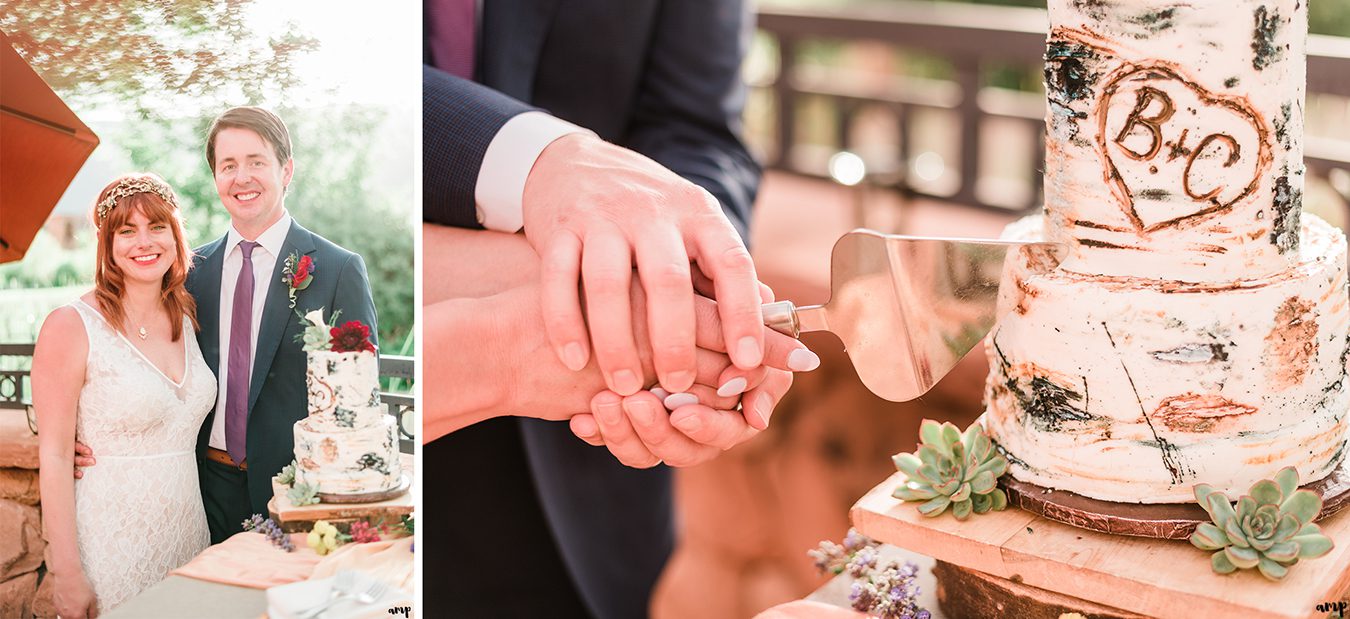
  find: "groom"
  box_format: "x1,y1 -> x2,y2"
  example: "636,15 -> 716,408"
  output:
186,106 -> 379,543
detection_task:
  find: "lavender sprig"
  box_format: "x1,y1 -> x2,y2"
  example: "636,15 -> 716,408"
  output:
243,514 -> 295,552
810,529 -> 929,619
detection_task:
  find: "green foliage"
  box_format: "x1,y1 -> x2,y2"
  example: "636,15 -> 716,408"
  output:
0,0 -> 316,116
892,419 -> 1010,520
1190,467 -> 1335,580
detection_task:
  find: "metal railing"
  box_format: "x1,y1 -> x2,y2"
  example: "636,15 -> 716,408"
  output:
0,344 -> 416,454
754,2 -> 1350,215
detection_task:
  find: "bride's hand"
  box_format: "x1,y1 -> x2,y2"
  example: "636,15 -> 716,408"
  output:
52,570 -> 99,619
71,442 -> 95,480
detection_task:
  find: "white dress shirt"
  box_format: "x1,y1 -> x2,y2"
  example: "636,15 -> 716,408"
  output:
474,111 -> 591,232
209,212 -> 294,451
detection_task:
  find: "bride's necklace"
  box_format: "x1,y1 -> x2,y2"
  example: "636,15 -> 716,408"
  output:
125,302 -> 155,340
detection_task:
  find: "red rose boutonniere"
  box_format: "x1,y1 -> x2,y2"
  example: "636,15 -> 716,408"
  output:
330,321 -> 376,353
281,252 -> 315,309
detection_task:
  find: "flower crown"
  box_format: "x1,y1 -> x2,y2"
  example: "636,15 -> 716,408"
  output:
95,177 -> 178,228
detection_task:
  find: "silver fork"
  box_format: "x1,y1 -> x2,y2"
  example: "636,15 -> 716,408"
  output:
310,577 -> 391,618
349,578 -> 391,609
298,570 -> 357,619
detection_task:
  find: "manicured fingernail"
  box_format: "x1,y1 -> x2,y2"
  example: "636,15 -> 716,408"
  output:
650,387 -> 671,400
673,413 -> 703,434
562,342 -> 587,370
755,394 -> 773,428
788,349 -> 821,372
626,399 -> 658,427
664,392 -> 699,410
613,370 -> 641,395
736,336 -> 762,366
665,370 -> 694,392
717,376 -> 748,398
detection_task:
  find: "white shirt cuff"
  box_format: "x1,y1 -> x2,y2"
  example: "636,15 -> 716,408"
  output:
475,111 -> 591,232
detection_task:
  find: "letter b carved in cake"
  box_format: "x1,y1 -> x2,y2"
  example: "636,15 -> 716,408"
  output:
1098,63 -> 1270,232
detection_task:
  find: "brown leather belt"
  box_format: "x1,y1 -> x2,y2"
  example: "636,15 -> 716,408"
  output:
205,447 -> 247,470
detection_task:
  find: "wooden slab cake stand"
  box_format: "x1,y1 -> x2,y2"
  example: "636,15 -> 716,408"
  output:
1001,458 -> 1350,540
852,472 -> 1350,619
268,455 -> 414,533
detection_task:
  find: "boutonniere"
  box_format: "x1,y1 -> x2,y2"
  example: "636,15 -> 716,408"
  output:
281,252 -> 315,309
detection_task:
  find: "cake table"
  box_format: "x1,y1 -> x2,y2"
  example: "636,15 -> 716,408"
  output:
852,472 -> 1350,619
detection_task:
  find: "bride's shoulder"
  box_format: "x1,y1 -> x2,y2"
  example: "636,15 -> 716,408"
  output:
36,302 -> 90,351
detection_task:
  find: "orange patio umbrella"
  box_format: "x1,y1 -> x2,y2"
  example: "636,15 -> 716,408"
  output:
0,29 -> 99,264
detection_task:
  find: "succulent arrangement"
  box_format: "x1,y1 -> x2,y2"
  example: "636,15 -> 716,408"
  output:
1189,466 -> 1334,580
892,420 -> 1009,520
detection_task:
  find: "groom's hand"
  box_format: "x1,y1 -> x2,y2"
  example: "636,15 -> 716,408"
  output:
522,133 -> 766,398
71,441 -> 95,479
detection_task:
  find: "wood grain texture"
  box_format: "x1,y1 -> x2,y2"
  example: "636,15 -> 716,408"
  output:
933,560 -> 1149,619
852,472 -> 1350,619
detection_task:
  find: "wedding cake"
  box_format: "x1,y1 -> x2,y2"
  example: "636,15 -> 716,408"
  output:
292,315 -> 403,497
982,0 -> 1350,503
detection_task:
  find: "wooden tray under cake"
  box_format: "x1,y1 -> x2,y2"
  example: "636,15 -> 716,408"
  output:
852,472 -> 1350,619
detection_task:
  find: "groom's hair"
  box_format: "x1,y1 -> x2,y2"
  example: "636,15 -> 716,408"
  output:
205,106 -> 293,170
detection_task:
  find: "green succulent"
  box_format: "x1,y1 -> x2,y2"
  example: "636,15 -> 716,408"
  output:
1190,467 -> 1334,580
273,460 -> 297,487
892,419 -> 1010,520
287,481 -> 321,506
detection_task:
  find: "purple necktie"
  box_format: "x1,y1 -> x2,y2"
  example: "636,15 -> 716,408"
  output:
428,0 -> 476,79
225,240 -> 258,466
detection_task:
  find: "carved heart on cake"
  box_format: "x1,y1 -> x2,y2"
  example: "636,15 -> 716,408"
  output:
1096,63 -> 1270,232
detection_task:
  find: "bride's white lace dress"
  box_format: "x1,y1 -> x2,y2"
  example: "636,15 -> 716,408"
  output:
69,299 -> 215,610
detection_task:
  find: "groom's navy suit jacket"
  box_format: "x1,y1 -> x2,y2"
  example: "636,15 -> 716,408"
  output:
423,1 -> 760,617
188,220 -> 378,514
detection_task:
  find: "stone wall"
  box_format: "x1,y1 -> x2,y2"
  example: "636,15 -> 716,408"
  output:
0,413 -> 50,618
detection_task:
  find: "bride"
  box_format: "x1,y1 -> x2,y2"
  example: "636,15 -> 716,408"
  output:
33,173 -> 215,618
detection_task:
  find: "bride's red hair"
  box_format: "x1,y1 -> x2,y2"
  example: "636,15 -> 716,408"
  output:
92,174 -> 199,341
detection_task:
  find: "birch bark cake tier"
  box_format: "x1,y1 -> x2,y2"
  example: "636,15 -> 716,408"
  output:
293,325 -> 403,496
982,0 -> 1350,503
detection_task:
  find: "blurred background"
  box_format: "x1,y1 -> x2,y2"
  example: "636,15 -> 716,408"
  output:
656,1 -> 1350,617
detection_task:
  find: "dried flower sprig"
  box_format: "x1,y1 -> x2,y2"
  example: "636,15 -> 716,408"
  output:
809,529 -> 931,619
243,514 -> 295,552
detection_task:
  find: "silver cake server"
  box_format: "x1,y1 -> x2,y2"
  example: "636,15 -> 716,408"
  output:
761,229 -> 1062,402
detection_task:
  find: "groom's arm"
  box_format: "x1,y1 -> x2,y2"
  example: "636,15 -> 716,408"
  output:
332,252 -> 379,349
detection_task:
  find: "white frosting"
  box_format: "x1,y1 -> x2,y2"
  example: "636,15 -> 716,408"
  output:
305,351 -> 385,431
982,0 -> 1349,503
1044,0 -> 1305,282
293,350 -> 403,495
985,214 -> 1349,502
294,415 -> 403,495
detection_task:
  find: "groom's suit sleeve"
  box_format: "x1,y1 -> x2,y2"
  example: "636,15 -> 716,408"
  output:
616,0 -> 761,241
333,251 -> 380,349
421,67 -> 536,230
